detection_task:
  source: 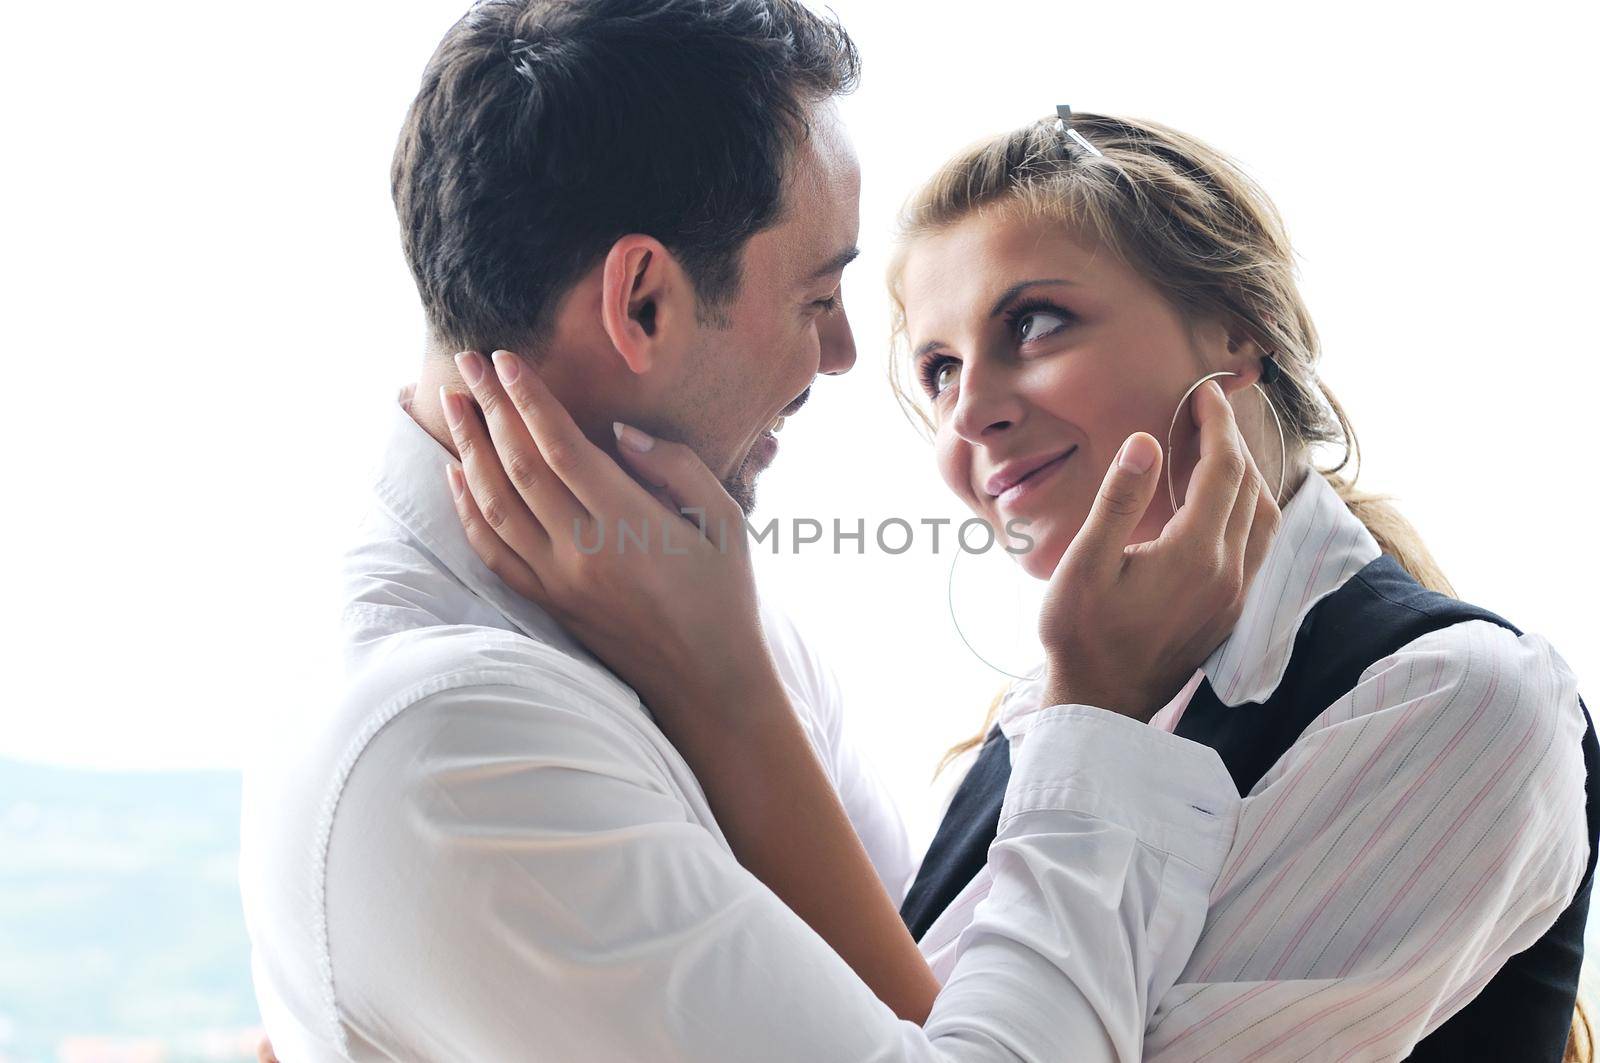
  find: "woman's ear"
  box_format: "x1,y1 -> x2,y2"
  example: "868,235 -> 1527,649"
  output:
599,235 -> 695,376
1218,322 -> 1268,396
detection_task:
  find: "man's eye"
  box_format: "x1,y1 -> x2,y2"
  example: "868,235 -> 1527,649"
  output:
813,290 -> 843,314
1017,310 -> 1068,343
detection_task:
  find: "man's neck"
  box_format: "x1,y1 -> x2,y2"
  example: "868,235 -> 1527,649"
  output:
409,355 -> 463,458
408,346 -> 626,466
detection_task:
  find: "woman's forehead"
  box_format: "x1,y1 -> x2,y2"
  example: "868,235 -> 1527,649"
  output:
900,215 -> 1109,321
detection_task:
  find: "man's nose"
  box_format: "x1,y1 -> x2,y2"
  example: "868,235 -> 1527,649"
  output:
817,304 -> 857,376
950,361 -> 1025,444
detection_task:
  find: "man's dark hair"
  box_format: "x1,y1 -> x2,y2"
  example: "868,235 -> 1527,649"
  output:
392,0 -> 860,354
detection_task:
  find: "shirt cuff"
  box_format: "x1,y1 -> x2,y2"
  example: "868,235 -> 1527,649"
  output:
1001,703 -> 1240,874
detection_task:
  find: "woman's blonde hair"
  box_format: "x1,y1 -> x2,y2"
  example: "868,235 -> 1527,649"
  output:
896,113 -> 1589,1059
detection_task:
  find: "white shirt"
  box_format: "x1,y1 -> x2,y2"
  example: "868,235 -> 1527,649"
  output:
918,471 -> 1591,1061
239,392 -> 1240,1062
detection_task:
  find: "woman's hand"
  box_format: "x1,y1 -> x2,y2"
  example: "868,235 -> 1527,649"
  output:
439,349 -> 778,721
440,349 -> 944,1023
1039,379 -> 1281,721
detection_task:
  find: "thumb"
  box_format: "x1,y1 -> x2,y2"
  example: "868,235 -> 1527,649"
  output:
1058,433 -> 1163,581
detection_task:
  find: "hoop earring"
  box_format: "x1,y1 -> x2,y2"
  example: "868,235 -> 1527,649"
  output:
1165,370 -> 1288,514
946,544 -> 1040,681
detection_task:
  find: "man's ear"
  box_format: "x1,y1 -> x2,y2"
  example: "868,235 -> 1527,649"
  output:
599,235 -> 694,376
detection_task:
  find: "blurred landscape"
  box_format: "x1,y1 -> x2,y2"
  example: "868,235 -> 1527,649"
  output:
0,759 -> 259,1063
3,754 -> 1598,1062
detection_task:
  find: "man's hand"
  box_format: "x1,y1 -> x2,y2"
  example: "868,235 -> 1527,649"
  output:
1040,379 -> 1281,721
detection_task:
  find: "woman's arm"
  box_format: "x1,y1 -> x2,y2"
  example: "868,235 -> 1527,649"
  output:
1142,620 -> 1589,1060
439,351 -> 1274,1025
440,355 -> 940,1021
655,662 -> 941,1020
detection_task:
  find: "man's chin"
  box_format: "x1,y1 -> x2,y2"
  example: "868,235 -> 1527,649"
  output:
722,432 -> 779,516
722,467 -> 758,517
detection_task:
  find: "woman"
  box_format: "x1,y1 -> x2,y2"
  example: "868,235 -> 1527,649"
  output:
444,112 -> 1595,1060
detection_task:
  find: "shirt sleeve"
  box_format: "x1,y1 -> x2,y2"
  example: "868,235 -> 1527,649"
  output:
1145,620 -> 1591,1061
322,685 -> 1237,1063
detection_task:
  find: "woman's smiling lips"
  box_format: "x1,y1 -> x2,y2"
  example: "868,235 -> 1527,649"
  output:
984,446 -> 1078,507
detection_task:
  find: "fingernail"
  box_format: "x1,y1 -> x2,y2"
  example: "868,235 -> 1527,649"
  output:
439,386 -> 463,429
1117,433 -> 1157,474
491,350 -> 520,385
612,421 -> 656,453
445,463 -> 465,500
1205,379 -> 1226,399
455,350 -> 485,387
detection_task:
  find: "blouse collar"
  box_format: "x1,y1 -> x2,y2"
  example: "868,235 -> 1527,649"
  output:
1000,470 -> 1381,739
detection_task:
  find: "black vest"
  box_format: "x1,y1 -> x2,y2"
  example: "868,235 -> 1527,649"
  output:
899,555 -> 1599,1062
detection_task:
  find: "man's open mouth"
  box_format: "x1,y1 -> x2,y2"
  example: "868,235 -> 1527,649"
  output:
761,385 -> 812,439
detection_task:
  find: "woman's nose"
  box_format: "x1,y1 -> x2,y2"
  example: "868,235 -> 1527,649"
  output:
950,362 -> 1025,443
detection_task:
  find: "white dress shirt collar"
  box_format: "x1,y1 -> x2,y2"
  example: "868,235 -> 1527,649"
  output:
1198,468 -> 1381,707
371,385 -> 591,658
998,469 -> 1382,739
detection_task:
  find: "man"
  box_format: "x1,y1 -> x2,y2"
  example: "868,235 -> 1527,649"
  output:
240,2 -> 1245,1059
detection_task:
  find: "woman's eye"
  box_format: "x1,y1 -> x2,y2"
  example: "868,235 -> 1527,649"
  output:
1017,310 -> 1068,343
918,356 -> 960,398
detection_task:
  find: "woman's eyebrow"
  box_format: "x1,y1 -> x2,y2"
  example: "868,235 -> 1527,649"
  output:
987,278 -> 1073,317
912,279 -> 1076,360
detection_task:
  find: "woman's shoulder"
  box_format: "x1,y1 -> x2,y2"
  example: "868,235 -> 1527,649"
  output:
1320,557 -> 1585,719
1284,617 -> 1591,858
1367,616 -> 1587,743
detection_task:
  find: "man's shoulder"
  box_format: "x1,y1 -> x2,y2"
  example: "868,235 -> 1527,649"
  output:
334,625 -> 684,822
238,621 -> 695,1056
351,622 -> 645,768
346,621 -> 640,726
241,623 -> 655,877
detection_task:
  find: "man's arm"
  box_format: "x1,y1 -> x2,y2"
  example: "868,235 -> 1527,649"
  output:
1146,621 -> 1589,1060
319,682 -> 1236,1062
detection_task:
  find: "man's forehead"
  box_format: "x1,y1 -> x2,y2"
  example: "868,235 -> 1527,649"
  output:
778,105 -> 859,261
805,97 -> 858,178
765,204 -> 858,290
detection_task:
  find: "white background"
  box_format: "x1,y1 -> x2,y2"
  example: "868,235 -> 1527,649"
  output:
3,0 -> 1595,850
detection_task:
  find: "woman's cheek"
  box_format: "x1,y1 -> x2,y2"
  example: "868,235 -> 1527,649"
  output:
989,509 -> 1078,583
933,431 -> 978,513
1015,534 -> 1060,580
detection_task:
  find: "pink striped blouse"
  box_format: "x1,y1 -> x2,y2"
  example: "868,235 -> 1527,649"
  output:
918,471 -> 1590,1061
